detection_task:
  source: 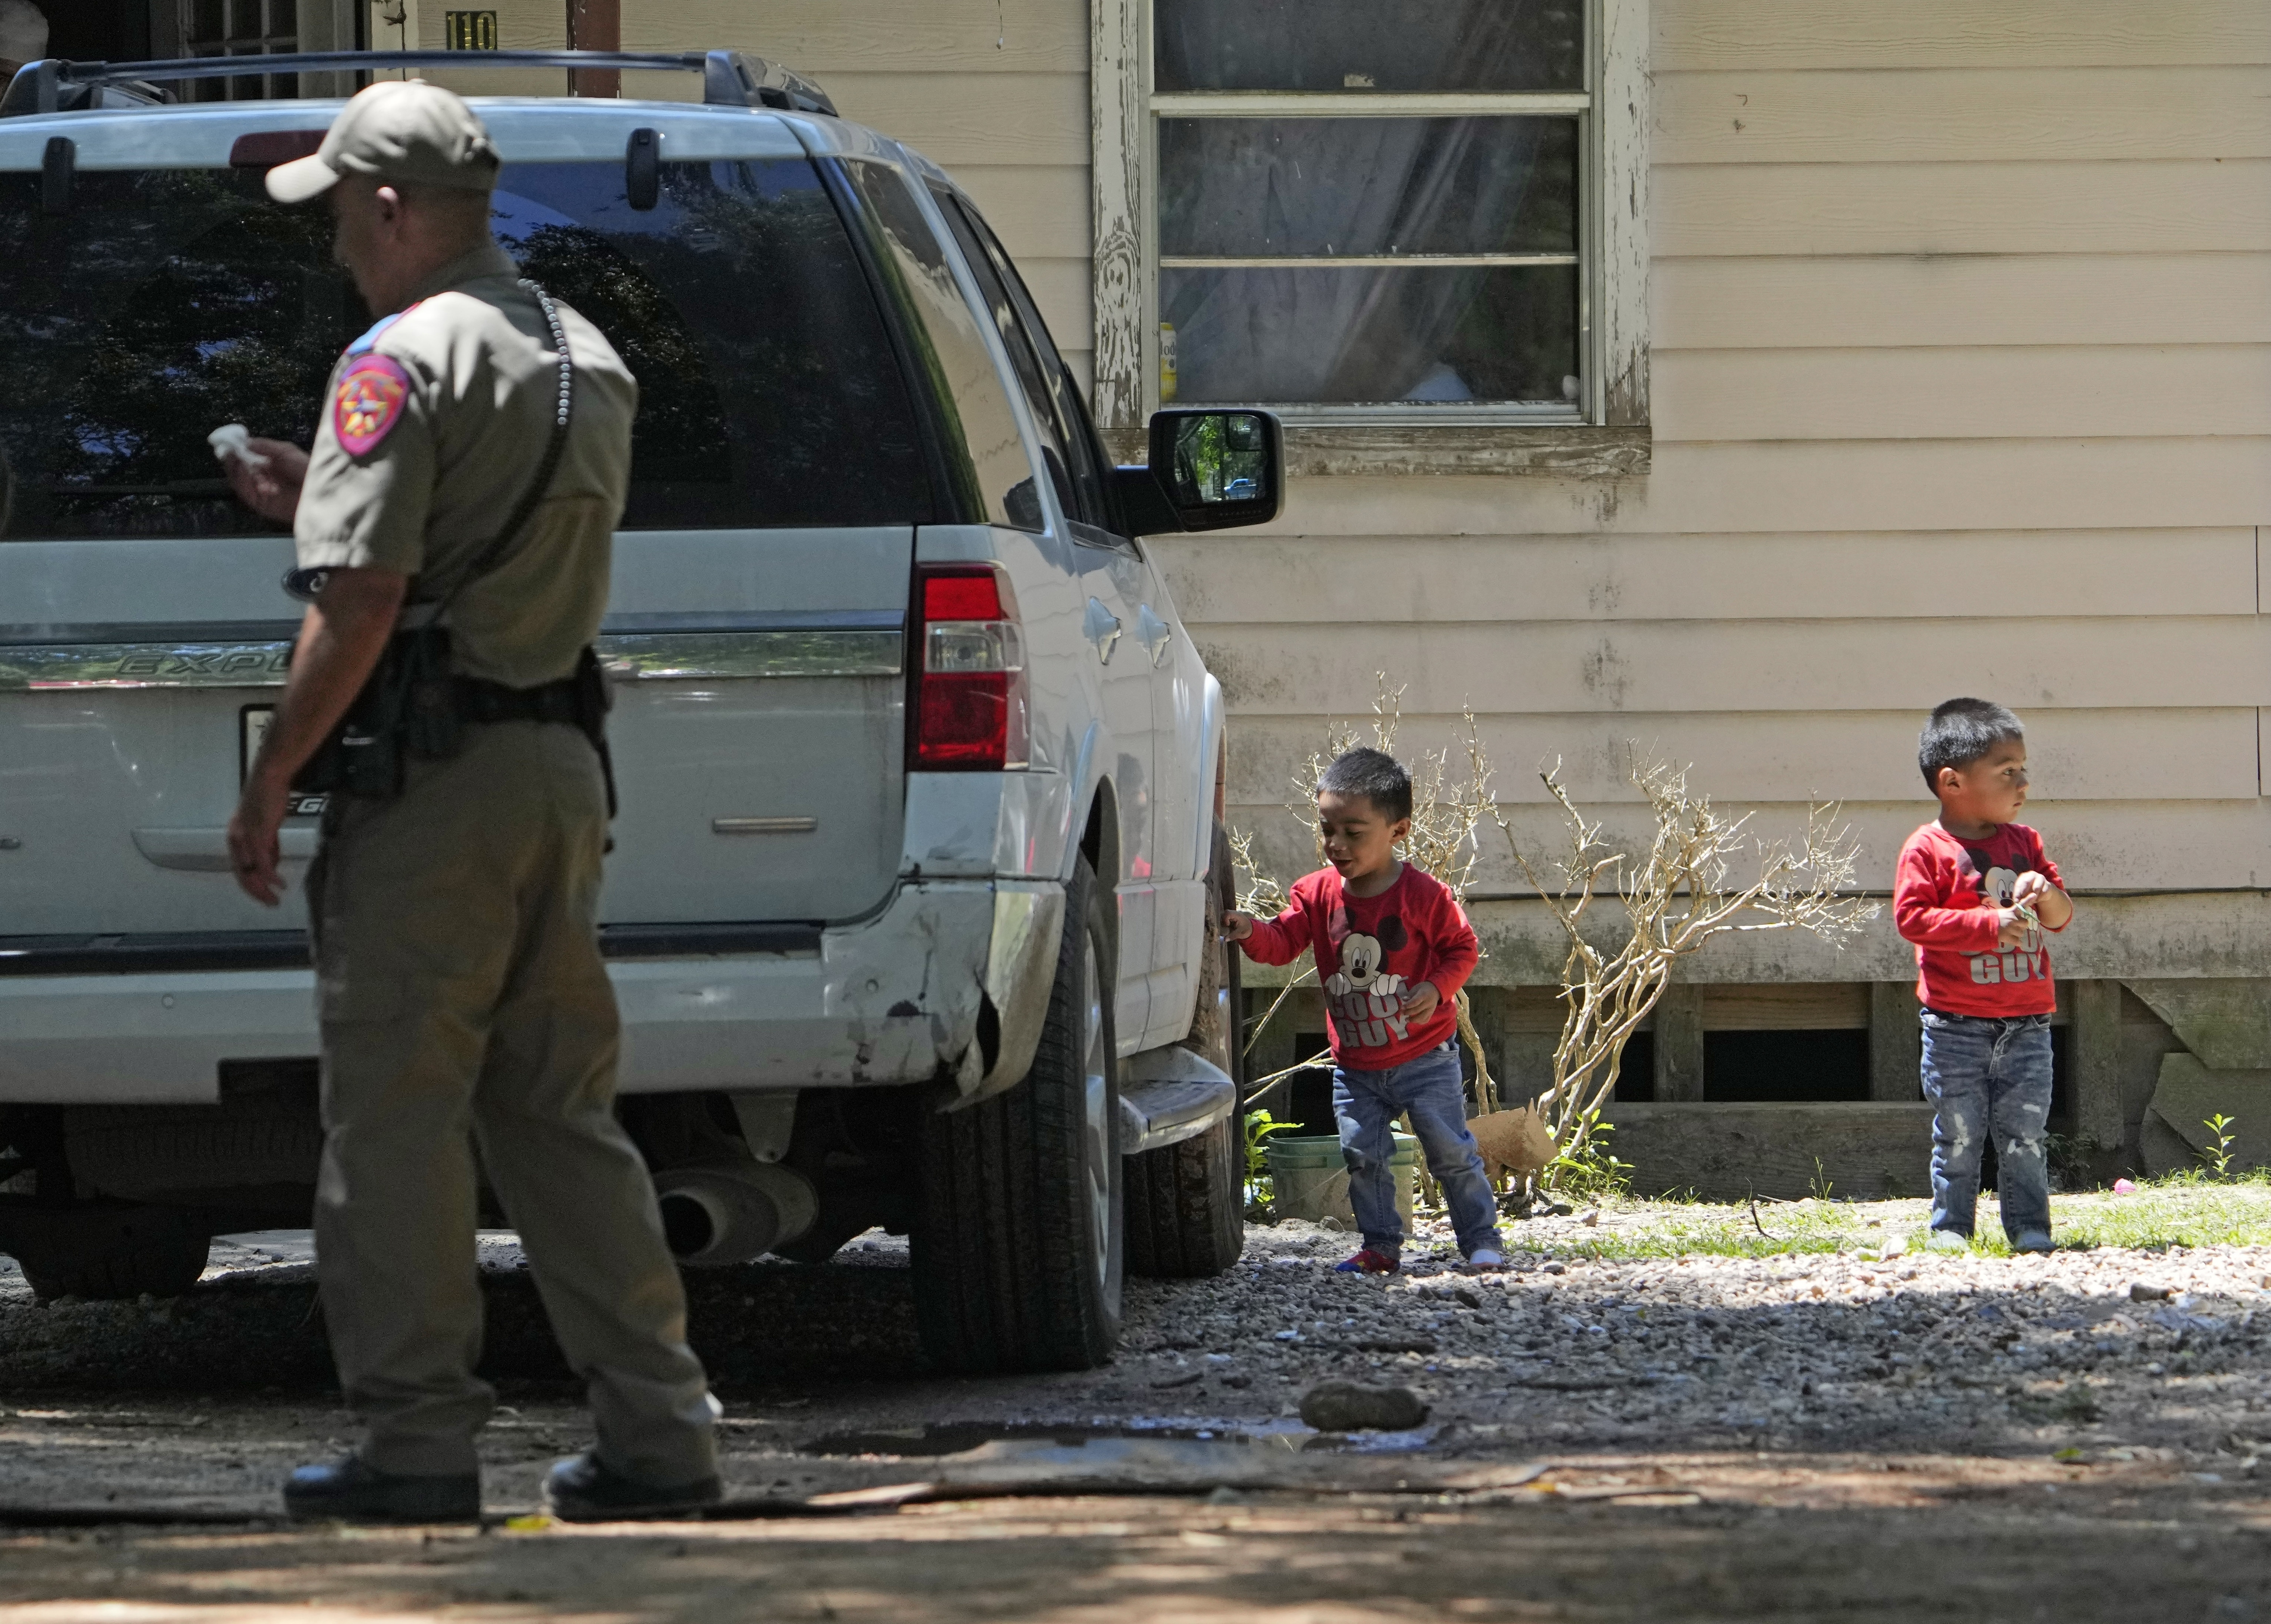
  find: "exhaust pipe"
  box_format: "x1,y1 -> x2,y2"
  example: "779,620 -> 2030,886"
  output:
654,1162 -> 818,1267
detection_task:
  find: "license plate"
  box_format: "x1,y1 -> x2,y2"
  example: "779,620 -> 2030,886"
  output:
239,705 -> 327,816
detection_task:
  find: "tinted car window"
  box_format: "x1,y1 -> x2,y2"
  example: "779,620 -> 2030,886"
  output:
929,182 -> 1082,527
946,195 -> 1116,533
0,157 -> 929,539
840,160 -> 1040,532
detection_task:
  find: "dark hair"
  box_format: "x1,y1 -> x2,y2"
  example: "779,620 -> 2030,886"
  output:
1317,746 -> 1412,823
1919,698 -> 2024,791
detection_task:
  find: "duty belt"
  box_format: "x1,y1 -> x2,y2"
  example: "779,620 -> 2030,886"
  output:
455,672 -> 587,726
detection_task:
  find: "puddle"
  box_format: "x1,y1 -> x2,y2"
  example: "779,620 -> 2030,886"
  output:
799,1416 -> 1440,1471
800,1419 -> 1301,1458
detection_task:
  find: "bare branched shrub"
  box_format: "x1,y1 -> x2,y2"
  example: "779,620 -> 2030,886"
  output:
1502,755 -> 1879,1166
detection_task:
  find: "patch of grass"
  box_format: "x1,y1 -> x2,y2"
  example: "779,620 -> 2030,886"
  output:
1509,1177 -> 2271,1261
2047,1174 -> 2271,1252
1540,1195 -> 1910,1261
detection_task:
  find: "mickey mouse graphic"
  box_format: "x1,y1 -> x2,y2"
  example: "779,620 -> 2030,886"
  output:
1963,853 -> 2047,985
1979,864 -> 2041,953
1325,915 -> 1416,1049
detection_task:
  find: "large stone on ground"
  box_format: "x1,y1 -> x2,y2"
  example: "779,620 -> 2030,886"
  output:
1299,1381 -> 1429,1433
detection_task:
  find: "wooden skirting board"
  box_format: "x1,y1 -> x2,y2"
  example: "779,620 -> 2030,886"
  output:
1603,1102 -> 1939,1203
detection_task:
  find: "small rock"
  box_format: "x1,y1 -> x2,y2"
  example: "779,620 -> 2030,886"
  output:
1298,1381 -> 1430,1433
1455,1288 -> 1482,1309
1543,1261 -> 1567,1276
2130,1282 -> 2173,1302
1580,1210 -> 1601,1227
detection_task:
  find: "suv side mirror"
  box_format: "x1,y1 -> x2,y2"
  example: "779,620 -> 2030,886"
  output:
1112,409 -> 1283,535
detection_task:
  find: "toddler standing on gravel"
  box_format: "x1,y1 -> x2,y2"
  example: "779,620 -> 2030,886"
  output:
1895,699 -> 2074,1256
1225,747 -> 1506,1275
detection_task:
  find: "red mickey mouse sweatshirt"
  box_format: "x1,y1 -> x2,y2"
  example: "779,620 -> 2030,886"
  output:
1238,863 -> 1479,1069
1893,820 -> 2066,1017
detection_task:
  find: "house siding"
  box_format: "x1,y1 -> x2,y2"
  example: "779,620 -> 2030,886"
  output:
1148,0 -> 2271,998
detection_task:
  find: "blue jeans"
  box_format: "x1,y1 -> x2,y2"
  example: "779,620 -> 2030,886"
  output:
1333,1042 -> 1504,1258
1920,1009 -> 2054,1242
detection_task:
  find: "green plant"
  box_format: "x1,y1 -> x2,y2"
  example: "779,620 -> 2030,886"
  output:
2202,1113 -> 2240,1180
1808,1156 -> 1836,1202
1544,1119 -> 1632,1200
2044,1131 -> 2100,1192
1243,1109 -> 1299,1206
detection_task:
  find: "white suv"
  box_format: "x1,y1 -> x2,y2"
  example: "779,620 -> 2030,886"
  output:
0,49 -> 1282,1372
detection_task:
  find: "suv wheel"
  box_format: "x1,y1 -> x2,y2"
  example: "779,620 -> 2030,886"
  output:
8,1206 -> 211,1301
1127,821 -> 1246,1279
912,853 -> 1123,1372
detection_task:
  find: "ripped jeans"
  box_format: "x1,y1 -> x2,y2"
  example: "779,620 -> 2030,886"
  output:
1920,1008 -> 2054,1242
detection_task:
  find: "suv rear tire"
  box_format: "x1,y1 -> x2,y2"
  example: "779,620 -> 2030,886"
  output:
1126,820 -> 1246,1279
1124,1112 -> 1243,1279
912,853 -> 1124,1372
9,1206 -> 211,1301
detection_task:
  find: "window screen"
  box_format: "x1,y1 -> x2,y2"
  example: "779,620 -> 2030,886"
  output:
1153,0 -> 1584,410
0,157 -> 931,539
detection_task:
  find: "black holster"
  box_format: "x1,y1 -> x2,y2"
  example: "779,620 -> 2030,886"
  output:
291,624 -> 458,802
292,633 -> 615,816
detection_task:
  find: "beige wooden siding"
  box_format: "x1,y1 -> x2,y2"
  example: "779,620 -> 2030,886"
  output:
620,0 -> 1095,385
1151,0 -> 2271,973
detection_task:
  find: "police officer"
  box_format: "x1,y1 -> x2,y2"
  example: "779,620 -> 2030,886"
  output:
222,81 -> 719,1524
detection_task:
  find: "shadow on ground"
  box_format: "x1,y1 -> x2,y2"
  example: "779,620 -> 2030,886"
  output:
0,1260 -> 926,1394
3,1473 -> 2270,1624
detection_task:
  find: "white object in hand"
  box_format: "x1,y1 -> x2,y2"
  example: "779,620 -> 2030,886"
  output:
207,423 -> 270,472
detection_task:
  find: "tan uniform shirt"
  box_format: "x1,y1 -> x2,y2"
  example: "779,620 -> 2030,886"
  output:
293,243 -> 638,688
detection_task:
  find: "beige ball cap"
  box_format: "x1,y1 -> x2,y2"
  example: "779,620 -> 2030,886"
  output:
267,79 -> 500,204
0,0 -> 50,64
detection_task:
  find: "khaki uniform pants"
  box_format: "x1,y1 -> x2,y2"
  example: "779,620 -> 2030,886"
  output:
309,721 -> 717,1483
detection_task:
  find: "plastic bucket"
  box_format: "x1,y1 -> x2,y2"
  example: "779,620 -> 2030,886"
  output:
1265,1132 -> 1420,1230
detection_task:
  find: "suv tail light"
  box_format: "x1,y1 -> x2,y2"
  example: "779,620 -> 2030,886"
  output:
913,565 -> 1027,770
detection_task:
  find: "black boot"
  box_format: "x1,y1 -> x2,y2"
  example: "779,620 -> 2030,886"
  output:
543,1452 -> 722,1522
283,1456 -> 481,1523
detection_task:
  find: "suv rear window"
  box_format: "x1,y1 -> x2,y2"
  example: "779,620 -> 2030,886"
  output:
0,156 -> 932,538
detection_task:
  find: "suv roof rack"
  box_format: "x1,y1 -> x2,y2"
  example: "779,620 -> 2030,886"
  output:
0,49 -> 836,119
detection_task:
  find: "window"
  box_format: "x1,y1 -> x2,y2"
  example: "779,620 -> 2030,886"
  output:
934,187 -> 1115,532
0,158 -> 933,538
1156,0 -> 1582,415
841,161 -> 1042,531
180,0 -> 302,101
1091,0 -> 1648,471
951,199 -> 1120,531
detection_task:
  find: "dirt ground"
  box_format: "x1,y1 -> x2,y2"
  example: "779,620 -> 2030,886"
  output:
5,1202 -> 2271,1621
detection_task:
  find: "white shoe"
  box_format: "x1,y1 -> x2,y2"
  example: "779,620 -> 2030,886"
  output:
1925,1229 -> 1970,1254
1460,1248 -> 1508,1273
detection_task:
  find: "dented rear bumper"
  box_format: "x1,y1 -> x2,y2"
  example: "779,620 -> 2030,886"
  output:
0,879 -> 1066,1103
614,878 -> 1063,1095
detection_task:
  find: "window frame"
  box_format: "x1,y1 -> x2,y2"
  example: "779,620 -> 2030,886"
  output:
1091,0 -> 1649,476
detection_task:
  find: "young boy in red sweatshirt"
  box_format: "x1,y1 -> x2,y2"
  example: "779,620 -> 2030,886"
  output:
1894,698 -> 2074,1254
1225,747 -> 1506,1274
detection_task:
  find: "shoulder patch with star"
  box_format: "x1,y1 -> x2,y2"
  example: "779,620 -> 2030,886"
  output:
333,354 -> 410,457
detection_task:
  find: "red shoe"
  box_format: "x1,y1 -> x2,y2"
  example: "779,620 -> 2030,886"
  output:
1334,1248 -> 1400,1275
